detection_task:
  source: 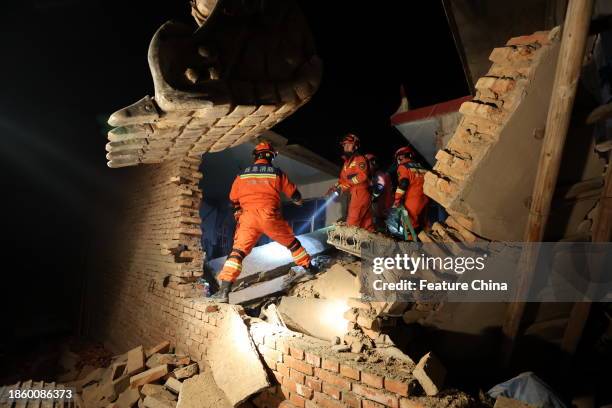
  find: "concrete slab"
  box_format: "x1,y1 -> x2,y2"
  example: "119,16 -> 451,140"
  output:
289,262 -> 360,300
176,372 -> 232,408
228,274 -> 287,305
277,296 -> 351,341
209,229 -> 329,282
208,307 -> 270,406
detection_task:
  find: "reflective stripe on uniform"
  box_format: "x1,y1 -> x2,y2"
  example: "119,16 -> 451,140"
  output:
292,248 -> 308,261
223,260 -> 242,270
395,188 -> 405,195
239,174 -> 278,179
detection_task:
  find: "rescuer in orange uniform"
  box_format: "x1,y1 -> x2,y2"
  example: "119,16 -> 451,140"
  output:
327,134 -> 374,232
393,146 -> 429,234
365,153 -> 393,230
206,141 -> 316,302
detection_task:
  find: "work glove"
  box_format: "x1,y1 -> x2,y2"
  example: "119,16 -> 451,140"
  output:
233,208 -> 243,222
326,185 -> 341,199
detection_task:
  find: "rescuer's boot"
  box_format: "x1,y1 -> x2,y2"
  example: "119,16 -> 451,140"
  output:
304,260 -> 320,275
204,280 -> 232,303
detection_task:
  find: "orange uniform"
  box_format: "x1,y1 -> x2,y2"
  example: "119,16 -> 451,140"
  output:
335,154 -> 374,231
394,163 -> 429,229
217,159 -> 311,283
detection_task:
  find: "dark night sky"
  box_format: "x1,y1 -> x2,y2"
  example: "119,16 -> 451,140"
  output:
0,0 -> 468,339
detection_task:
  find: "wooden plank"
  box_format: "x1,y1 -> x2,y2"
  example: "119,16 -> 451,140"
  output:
502,0 -> 594,363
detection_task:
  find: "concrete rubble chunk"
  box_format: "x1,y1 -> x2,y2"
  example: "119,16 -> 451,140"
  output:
126,346 -> 146,376
130,365 -> 169,388
141,385 -> 166,397
176,373 -> 232,408
147,354 -> 190,369
143,395 -> 176,408
347,297 -> 371,310
146,341 -> 171,358
173,363 -> 198,380
208,306 -> 270,406
374,347 -> 415,366
78,367 -> 106,388
413,352 -> 446,396
116,388 -> 141,408
164,378 -> 182,394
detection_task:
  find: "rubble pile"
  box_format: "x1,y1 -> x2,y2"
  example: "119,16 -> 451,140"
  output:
65,341 -> 205,408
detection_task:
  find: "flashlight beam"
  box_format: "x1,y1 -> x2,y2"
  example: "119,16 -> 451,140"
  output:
295,193 -> 337,235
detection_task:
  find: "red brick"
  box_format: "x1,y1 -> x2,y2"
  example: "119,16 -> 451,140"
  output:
363,400 -> 386,408
279,386 -> 291,399
340,364 -> 360,381
314,368 -> 352,390
204,304 -> 218,313
290,369 -> 306,385
321,358 -> 340,373
313,392 -> 344,408
277,362 -> 290,377
290,346 -> 305,360
506,32 -> 550,46
322,383 -> 341,400
278,340 -> 290,355
263,355 -> 278,370
384,378 -> 415,397
305,352 -> 321,368
362,372 -> 383,389
260,344 -> 283,363
290,392 -> 306,408
352,383 -> 399,408
342,391 -> 363,408
285,355 -> 314,376
283,377 -> 298,393
295,383 -> 314,399
305,376 -> 322,393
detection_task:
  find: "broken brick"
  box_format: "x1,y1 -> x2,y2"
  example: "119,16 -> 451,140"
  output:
130,365 -> 169,388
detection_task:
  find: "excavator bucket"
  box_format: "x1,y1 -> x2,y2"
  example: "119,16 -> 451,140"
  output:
106,0 -> 322,168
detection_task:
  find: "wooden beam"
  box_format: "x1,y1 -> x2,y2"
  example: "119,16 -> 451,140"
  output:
502,0 -> 594,362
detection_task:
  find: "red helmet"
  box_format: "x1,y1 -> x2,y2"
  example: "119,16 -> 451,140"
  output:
253,140 -> 277,158
340,133 -> 360,148
394,146 -> 415,163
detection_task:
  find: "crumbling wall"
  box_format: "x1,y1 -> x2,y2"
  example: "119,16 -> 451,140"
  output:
90,157 -> 205,353
424,30 -> 562,241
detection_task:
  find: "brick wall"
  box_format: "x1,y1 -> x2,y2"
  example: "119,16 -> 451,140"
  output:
89,156 -> 206,352
248,322 -> 421,408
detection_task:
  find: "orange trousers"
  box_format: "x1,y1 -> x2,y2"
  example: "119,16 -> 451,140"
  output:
218,208 -> 311,282
346,186 -> 374,232
403,194 -> 429,229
